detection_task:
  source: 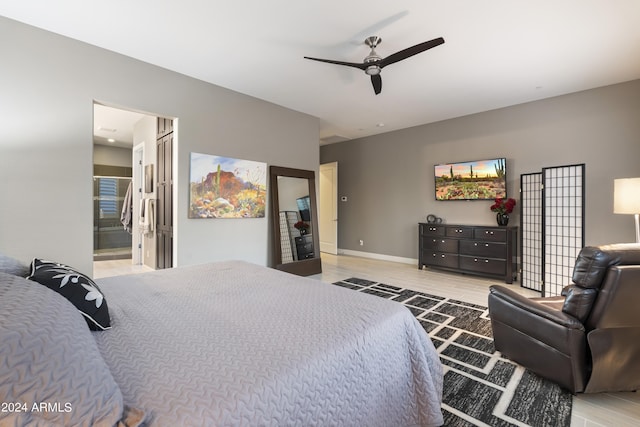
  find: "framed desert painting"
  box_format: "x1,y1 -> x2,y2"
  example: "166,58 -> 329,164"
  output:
189,152 -> 267,218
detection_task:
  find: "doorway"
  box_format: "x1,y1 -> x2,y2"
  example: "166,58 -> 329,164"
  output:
93,103 -> 174,271
319,162 -> 338,254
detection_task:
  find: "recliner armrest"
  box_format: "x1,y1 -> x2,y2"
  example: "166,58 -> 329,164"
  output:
489,285 -> 584,330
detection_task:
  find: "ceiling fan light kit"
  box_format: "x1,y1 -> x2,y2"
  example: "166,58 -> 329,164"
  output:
365,65 -> 381,76
304,35 -> 444,95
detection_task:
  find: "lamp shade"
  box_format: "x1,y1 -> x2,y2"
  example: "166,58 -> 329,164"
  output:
614,178 -> 640,214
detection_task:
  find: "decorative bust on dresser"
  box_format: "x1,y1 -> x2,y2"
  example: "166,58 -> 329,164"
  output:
418,223 -> 518,284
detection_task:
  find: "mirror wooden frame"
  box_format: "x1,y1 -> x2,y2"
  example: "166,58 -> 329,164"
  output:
270,166 -> 322,276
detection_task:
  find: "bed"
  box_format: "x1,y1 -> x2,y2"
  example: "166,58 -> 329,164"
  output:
1,257 -> 443,426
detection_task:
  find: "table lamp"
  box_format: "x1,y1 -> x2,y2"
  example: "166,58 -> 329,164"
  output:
614,177 -> 640,243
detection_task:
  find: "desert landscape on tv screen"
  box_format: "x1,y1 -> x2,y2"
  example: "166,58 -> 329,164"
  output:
435,159 -> 506,201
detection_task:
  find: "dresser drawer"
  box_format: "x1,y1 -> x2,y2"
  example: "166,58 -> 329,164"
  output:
422,252 -> 459,269
422,237 -> 458,253
420,224 -> 445,236
474,228 -> 507,242
459,255 -> 506,276
446,226 -> 473,239
459,240 -> 506,259
295,240 -> 314,251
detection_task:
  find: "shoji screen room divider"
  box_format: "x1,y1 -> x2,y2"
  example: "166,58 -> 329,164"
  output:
520,164 -> 585,297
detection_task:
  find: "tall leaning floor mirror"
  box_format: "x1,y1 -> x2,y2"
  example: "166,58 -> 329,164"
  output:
270,166 -> 322,276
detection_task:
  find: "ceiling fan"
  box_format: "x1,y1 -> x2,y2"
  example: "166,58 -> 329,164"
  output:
304,36 -> 444,95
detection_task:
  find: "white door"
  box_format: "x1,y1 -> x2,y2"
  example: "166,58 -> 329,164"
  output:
319,162 -> 338,254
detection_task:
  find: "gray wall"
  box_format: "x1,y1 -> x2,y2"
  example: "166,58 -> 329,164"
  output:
93,145 -> 133,169
0,17 -> 319,275
320,80 -> 640,260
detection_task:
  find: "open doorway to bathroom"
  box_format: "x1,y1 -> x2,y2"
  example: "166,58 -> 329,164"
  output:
93,102 -> 175,276
93,103 -> 152,263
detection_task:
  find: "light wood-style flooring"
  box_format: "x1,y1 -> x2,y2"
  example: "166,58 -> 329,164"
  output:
94,259 -> 153,279
94,254 -> 640,427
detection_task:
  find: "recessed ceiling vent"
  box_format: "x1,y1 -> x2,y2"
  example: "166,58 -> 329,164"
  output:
97,126 -> 117,133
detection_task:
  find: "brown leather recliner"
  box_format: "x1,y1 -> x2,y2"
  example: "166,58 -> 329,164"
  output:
488,243 -> 640,393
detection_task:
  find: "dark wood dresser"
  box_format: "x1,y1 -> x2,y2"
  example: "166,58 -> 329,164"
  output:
295,234 -> 315,260
418,223 -> 518,284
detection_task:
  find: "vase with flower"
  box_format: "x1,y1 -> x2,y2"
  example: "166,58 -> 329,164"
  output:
490,197 -> 516,226
294,220 -> 310,235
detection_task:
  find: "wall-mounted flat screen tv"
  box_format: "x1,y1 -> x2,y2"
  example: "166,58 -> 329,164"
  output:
435,158 -> 507,201
296,195 -> 311,221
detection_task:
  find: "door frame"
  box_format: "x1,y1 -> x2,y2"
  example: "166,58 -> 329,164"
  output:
132,143 -> 144,265
319,162 -> 338,255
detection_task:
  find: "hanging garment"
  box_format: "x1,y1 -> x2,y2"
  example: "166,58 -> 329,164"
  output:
139,198 -> 145,229
120,181 -> 133,234
140,198 -> 155,236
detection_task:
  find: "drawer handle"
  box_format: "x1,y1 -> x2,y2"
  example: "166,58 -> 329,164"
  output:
441,240 -> 445,243
485,244 -> 489,247
485,231 -> 494,235
474,258 -> 489,263
441,255 -> 445,258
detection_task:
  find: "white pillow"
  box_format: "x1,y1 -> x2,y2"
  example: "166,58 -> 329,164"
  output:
0,272 -> 128,426
0,252 -> 29,277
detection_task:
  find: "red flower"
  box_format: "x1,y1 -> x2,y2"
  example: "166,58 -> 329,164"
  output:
294,221 -> 309,230
490,197 -> 516,214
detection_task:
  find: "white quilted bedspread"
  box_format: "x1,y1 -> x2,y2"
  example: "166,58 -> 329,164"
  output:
94,261 -> 443,426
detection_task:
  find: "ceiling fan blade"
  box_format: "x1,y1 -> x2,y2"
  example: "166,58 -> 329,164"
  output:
371,74 -> 382,95
380,37 -> 445,69
303,56 -> 367,70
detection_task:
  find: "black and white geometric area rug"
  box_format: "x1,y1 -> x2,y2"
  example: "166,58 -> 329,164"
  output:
333,278 -> 572,427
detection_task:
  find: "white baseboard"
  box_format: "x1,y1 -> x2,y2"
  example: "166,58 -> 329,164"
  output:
337,249 -> 417,266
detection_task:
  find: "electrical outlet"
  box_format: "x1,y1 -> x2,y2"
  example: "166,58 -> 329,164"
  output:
359,239 -> 364,246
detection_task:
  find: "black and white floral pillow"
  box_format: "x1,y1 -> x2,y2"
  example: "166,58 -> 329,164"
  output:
27,258 -> 111,330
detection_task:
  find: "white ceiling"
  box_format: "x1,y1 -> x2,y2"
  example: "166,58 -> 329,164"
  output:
3,1 -> 640,145
93,104 -> 148,148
